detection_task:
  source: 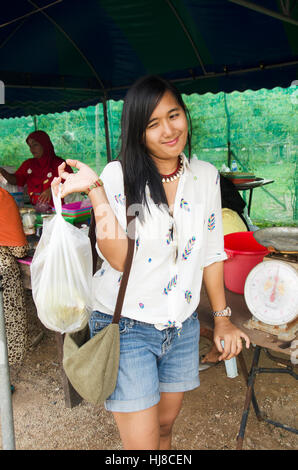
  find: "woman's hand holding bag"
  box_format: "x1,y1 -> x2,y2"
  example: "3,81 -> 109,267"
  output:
52,159 -> 99,198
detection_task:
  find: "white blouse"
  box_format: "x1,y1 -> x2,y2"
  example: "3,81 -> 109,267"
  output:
91,154 -> 227,328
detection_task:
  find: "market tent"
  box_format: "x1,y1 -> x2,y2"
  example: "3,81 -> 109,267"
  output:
1,0 -> 298,452
0,0 -> 297,118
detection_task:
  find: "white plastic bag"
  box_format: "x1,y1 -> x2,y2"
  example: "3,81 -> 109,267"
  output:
31,186 -> 93,333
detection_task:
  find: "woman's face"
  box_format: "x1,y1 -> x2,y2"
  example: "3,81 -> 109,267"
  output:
27,138 -> 43,159
144,90 -> 188,163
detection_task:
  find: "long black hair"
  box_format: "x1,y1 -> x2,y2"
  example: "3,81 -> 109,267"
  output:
118,75 -> 192,209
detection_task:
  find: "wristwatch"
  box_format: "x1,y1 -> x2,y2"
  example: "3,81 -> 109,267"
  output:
212,306 -> 232,318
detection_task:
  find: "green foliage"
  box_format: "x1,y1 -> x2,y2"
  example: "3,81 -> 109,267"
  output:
0,87 -> 297,224
182,87 -> 297,224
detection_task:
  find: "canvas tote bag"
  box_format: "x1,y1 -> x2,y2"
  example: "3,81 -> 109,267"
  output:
63,203 -> 136,405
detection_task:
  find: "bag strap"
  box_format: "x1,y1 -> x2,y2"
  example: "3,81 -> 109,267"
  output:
88,192 -> 136,325
88,209 -> 98,276
112,208 -> 136,324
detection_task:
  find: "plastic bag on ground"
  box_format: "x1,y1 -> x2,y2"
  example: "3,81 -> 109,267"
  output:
30,186 -> 93,333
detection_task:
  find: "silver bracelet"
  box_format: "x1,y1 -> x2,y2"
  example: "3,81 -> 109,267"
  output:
213,306 -> 232,317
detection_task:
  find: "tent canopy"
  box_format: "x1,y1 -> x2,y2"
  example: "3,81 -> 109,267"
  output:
0,0 -> 298,118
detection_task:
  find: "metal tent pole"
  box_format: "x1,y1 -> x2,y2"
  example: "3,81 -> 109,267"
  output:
102,95 -> 112,163
294,157 -> 298,222
0,275 -> 16,450
224,93 -> 232,168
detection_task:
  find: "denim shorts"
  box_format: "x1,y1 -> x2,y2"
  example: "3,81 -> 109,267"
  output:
89,311 -> 200,413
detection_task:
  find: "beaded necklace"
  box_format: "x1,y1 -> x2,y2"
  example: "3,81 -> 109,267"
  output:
160,156 -> 183,183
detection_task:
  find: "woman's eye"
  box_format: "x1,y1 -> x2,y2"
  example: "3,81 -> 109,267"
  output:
170,113 -> 179,119
147,122 -> 158,129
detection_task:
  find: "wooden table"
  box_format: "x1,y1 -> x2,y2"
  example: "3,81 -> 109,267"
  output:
198,285 -> 297,449
18,258 -> 82,408
235,178 -> 274,216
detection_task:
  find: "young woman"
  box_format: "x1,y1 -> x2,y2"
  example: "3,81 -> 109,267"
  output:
52,75 -> 250,450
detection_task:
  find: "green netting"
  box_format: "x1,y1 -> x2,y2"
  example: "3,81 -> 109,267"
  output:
183,87 -> 298,226
0,105 -> 109,174
0,86 -> 297,225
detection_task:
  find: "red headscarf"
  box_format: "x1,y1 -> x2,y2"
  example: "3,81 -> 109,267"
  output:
15,131 -> 72,206
26,130 -> 58,172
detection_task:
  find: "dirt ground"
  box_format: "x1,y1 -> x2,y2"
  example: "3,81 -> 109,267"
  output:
2,292 -> 298,451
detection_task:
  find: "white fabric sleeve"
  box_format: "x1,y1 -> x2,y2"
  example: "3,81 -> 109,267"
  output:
203,167 -> 228,267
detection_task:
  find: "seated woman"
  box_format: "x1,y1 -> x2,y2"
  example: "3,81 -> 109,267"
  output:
0,130 -> 72,209
0,188 -> 29,367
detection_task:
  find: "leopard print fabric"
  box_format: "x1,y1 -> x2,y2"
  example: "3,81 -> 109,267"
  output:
0,245 -> 29,366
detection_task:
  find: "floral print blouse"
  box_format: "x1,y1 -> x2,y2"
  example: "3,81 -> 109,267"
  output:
91,154 -> 227,328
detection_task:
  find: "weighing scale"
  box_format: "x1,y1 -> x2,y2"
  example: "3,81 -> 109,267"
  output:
236,227 -> 298,449
244,227 -> 298,341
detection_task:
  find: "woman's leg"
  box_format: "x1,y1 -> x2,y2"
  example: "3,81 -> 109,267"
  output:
112,404 -> 160,450
112,391 -> 184,450
0,246 -> 28,366
158,391 -> 184,450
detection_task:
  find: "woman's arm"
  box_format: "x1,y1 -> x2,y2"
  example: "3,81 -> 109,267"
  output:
87,184 -> 128,271
203,261 -> 250,360
0,168 -> 17,186
51,160 -> 128,272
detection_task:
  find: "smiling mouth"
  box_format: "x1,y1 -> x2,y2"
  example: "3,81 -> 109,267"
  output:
163,136 -> 179,146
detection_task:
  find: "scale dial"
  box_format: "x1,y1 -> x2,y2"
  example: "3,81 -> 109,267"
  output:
244,260 -> 298,326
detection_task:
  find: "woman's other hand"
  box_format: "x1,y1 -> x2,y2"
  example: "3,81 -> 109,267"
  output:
51,159 -> 98,198
213,317 -> 250,361
38,187 -> 52,203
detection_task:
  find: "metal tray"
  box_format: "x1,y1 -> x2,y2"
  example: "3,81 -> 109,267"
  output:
253,227 -> 298,253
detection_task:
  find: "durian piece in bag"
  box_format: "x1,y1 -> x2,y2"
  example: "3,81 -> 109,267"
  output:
31,187 -> 92,333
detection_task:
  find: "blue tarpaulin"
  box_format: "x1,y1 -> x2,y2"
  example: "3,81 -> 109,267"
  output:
0,0 -> 297,118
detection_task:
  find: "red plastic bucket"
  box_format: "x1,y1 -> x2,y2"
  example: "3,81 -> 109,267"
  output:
224,232 -> 269,294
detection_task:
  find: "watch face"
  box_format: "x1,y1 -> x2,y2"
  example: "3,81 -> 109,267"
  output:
244,260 -> 298,326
